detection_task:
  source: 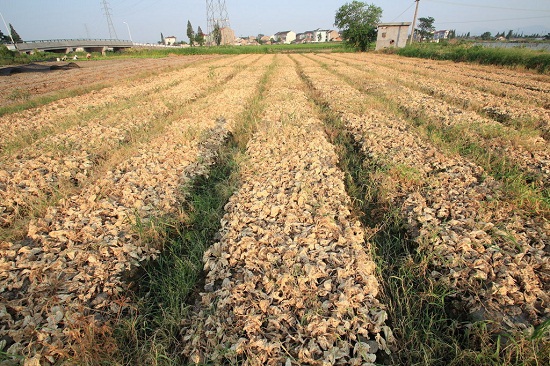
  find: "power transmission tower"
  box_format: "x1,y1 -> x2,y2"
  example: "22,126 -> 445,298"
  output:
206,0 -> 230,41
101,0 -> 118,39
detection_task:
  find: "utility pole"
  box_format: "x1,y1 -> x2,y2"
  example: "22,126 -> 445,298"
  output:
101,0 -> 118,39
409,0 -> 420,44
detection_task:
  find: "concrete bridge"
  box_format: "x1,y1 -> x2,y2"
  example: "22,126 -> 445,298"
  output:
9,39 -> 134,54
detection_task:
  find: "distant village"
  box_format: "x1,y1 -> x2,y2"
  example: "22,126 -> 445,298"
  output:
161,28 -> 343,47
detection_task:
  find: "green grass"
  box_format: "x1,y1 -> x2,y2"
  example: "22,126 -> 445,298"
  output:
293,55 -> 550,365
110,141 -> 239,366
393,42 -> 550,73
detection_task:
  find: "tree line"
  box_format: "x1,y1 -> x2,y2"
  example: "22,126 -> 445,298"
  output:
186,20 -> 222,47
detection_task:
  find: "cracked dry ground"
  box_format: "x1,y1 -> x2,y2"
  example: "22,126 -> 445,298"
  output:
1,53 -> 549,364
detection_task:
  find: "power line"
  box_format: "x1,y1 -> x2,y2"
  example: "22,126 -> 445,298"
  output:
438,15 -> 550,25
390,2 -> 416,22
425,0 -> 550,13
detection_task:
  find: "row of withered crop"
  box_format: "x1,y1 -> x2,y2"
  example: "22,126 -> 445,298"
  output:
315,53 -> 550,191
293,54 -> 549,331
0,55 -> 244,150
0,56 -> 252,234
183,55 -> 392,366
0,55 -> 270,363
0,56 -> 213,107
340,54 -> 549,139
366,53 -> 550,108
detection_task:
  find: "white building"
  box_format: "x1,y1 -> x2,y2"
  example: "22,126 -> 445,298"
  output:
313,29 -> 329,43
433,30 -> 450,42
164,36 -> 177,46
273,31 -> 296,44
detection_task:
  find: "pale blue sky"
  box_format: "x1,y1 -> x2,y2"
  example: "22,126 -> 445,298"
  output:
1,1 -> 549,43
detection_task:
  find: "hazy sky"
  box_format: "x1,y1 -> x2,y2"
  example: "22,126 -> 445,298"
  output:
1,1 -> 549,44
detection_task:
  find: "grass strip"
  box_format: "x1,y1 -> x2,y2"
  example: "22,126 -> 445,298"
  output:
391,43 -> 550,74
293,55 -> 550,366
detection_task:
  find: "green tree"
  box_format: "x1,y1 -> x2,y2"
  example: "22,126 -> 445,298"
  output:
212,23 -> 222,46
0,29 -> 6,43
480,31 -> 492,40
334,1 -> 382,52
160,32 -> 165,44
187,20 -> 195,46
506,30 -> 513,40
416,17 -> 435,41
544,33 -> 550,41
196,26 -> 205,46
9,23 -> 22,43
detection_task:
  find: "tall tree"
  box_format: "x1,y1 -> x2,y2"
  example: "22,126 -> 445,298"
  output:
212,23 -> 222,46
9,23 -> 22,43
506,29 -> 513,40
334,1 -> 382,52
416,17 -> 435,41
196,26 -> 205,46
480,31 -> 492,40
187,20 -> 195,46
160,32 -> 165,44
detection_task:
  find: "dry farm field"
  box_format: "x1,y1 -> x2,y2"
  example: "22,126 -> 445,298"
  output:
0,53 -> 549,365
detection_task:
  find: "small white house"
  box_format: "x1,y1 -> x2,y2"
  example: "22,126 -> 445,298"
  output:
313,29 -> 330,43
274,31 -> 296,44
375,22 -> 411,50
164,36 -> 177,46
433,30 -> 450,42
